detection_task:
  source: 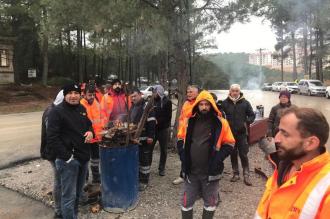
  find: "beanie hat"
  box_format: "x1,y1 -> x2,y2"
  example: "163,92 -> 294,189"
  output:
63,83 -> 81,96
279,90 -> 291,99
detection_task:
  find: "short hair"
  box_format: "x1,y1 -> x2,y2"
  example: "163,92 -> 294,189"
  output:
230,84 -> 241,90
281,107 -> 329,148
187,85 -> 199,92
210,92 -> 218,101
131,88 -> 141,94
85,85 -> 95,94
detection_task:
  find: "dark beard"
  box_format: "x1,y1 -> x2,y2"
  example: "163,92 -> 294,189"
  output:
276,142 -> 306,161
198,110 -> 212,118
114,88 -> 121,93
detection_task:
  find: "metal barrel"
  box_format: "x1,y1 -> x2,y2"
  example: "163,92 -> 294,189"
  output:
100,144 -> 139,213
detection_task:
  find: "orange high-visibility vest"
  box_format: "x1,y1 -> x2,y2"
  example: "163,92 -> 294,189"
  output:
177,100 -> 195,140
80,98 -> 102,142
100,91 -> 131,128
255,152 -> 330,219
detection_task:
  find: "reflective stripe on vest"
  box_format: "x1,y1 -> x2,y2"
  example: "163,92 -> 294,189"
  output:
299,171 -> 330,219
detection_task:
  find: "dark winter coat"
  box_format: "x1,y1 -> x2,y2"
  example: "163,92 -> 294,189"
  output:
47,101 -> 93,163
221,93 -> 255,136
154,96 -> 172,131
267,102 -> 294,137
40,104 -> 56,161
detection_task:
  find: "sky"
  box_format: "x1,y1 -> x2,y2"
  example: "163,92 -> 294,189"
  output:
206,16 -> 277,54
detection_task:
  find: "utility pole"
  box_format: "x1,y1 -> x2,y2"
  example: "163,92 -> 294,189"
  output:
257,48 -> 265,84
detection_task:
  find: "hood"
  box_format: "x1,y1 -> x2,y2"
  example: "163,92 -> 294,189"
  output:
53,90 -> 64,106
153,85 -> 165,98
189,90 -> 222,117
228,92 -> 244,103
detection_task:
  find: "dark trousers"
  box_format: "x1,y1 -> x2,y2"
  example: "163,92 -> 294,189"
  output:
86,143 -> 100,184
153,128 -> 170,171
139,140 -> 154,184
230,134 -> 250,176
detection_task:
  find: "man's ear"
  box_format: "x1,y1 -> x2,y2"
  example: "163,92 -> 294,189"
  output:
304,136 -> 320,152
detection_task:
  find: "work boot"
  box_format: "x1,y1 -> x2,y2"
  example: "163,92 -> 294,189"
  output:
159,169 -> 165,176
173,177 -> 184,185
243,175 -> 252,186
230,174 -> 240,182
202,209 -> 215,219
139,183 -> 148,191
181,209 -> 193,219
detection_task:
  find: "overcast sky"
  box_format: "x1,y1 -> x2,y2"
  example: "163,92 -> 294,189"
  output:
206,16 -> 277,54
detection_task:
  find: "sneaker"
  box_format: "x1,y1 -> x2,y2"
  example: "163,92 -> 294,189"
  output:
159,169 -> 165,176
230,174 -> 240,182
139,183 -> 148,191
244,175 -> 252,186
172,177 -> 184,185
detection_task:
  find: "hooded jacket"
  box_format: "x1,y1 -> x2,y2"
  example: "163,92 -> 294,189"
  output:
177,99 -> 196,140
177,90 -> 235,181
267,102 -> 293,137
221,92 -> 255,135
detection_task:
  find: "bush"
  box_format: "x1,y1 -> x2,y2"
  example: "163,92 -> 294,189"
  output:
48,76 -> 74,86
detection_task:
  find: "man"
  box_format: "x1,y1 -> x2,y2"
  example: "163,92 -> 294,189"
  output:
80,86 -> 102,186
100,79 -> 131,128
152,85 -> 172,176
268,90 -> 293,138
47,83 -> 94,219
221,84 -> 255,186
178,90 -> 235,219
173,85 -> 199,185
129,88 -> 156,191
255,107 -> 330,218
40,90 -> 63,219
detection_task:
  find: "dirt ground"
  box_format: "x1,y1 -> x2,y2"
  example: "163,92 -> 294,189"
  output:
0,84 -> 59,114
0,144 -> 272,219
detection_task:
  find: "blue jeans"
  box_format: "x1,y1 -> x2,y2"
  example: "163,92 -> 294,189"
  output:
55,158 -> 88,219
50,161 -> 61,215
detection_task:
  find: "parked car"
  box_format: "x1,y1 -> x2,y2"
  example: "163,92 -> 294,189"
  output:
282,82 -> 299,93
271,82 -> 283,92
298,79 -> 326,96
139,85 -> 168,99
261,83 -> 272,91
325,86 -> 330,99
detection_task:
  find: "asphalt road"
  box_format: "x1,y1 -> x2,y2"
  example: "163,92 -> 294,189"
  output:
0,111 -> 43,169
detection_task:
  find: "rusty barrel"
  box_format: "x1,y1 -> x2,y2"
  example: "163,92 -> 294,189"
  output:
100,144 -> 139,213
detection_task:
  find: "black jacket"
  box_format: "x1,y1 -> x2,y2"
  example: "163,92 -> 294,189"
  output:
40,104 -> 56,161
129,99 -> 156,139
154,96 -> 172,130
267,102 -> 293,137
47,101 -> 93,163
221,93 -> 255,135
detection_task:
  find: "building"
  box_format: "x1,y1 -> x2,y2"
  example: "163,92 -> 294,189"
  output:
0,37 -> 15,84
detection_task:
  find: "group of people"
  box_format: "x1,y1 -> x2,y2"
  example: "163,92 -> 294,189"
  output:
41,79 -> 330,219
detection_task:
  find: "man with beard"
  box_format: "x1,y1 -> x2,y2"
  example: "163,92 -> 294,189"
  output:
152,85 -> 172,176
129,89 -> 156,191
100,79 -> 131,128
255,107 -> 330,219
80,86 -> 102,186
221,84 -> 255,186
178,90 -> 235,219
173,85 -> 199,185
47,83 -> 94,219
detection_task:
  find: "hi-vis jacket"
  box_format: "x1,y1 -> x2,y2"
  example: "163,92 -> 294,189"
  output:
177,99 -> 196,140
100,90 -> 131,128
80,98 -> 102,143
255,152 -> 330,219
177,90 -> 235,181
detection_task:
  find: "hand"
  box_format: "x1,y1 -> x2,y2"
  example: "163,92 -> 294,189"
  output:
84,131 -> 93,143
147,138 -> 153,144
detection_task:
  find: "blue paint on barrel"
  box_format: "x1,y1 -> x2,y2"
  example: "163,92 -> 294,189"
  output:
100,144 -> 139,213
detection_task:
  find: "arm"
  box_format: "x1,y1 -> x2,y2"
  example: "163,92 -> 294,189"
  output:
47,108 -> 72,161
246,101 -> 256,124
267,106 -> 276,137
146,110 -> 156,139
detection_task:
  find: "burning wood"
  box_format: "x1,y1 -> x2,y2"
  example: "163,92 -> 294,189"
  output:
100,122 -> 138,147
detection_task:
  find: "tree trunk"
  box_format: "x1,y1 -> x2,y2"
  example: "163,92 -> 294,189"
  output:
280,28 -> 284,81
291,31 -> 297,81
41,31 -> 48,86
303,25 -> 308,77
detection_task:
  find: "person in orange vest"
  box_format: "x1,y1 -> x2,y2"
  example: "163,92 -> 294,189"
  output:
80,86 -> 102,185
100,79 -> 131,128
178,90 -> 235,219
173,85 -> 199,185
255,107 -> 330,219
